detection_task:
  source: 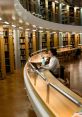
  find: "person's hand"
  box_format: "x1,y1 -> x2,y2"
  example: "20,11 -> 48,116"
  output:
72,112 -> 82,117
39,65 -> 43,68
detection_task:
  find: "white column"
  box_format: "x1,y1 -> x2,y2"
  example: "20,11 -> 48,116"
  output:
39,31 -> 42,50
59,32 -> 63,47
80,8 -> 82,25
80,33 -> 82,44
13,28 -> 21,70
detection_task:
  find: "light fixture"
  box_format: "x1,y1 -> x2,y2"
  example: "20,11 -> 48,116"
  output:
12,16 -> 16,20
26,28 -> 30,31
26,22 -> 29,25
19,19 -> 23,23
39,30 -> 43,32
19,27 -> 23,29
55,0 -> 59,3
4,21 -> 9,25
0,31 -> 3,35
53,32 -> 56,33
72,32 -> 75,34
32,29 -> 36,31
0,17 -> 2,21
39,27 -> 43,29
12,25 -> 16,28
32,25 -> 36,28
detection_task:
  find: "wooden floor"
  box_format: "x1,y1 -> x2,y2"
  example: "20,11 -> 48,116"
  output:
0,70 -> 37,117
63,56 -> 82,97
0,56 -> 82,117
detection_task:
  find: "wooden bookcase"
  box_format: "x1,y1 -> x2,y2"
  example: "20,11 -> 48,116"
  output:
50,32 -> 54,47
0,27 -> 6,78
19,30 -> 27,66
37,31 -> 47,49
28,31 -> 33,56
70,33 -> 75,48
48,1 -> 52,21
75,33 -> 80,47
32,31 -> 37,52
9,29 -> 15,73
39,0 -> 46,20
3,28 -> 10,73
3,27 -> 14,73
53,32 -> 59,48
54,2 -> 59,23
61,4 -> 69,24
74,7 -> 80,25
25,31 -> 29,60
69,6 -> 74,24
42,31 -> 47,49
62,32 -> 68,47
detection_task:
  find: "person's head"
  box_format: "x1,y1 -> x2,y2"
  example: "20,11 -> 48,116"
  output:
48,48 -> 57,57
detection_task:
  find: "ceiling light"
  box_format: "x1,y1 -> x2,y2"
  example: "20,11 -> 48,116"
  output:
53,32 -> 56,33
32,29 -> 36,31
72,32 -> 75,34
12,16 -> 16,20
0,31 -> 3,35
12,25 -> 16,28
26,28 -> 30,31
55,0 -> 59,3
39,30 -> 43,32
0,17 -> 2,21
39,27 -> 43,29
32,25 -> 36,28
26,22 -> 29,25
4,21 -> 9,25
19,27 -> 23,29
19,19 -> 23,23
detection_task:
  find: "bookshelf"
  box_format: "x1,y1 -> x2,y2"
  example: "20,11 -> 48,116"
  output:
74,7 -> 80,25
42,31 -> 47,49
25,31 -> 29,59
39,0 -> 46,19
3,27 -> 15,73
0,27 -> 6,78
50,32 -> 54,47
54,2 -> 59,23
48,1 -> 52,21
70,33 -> 75,48
69,6 -> 74,24
61,4 -> 69,24
32,31 -> 37,52
3,28 -> 10,73
9,29 -> 15,73
19,0 -> 82,25
19,30 -> 26,66
75,33 -> 80,47
62,32 -> 68,47
28,31 -> 33,56
54,32 -> 59,48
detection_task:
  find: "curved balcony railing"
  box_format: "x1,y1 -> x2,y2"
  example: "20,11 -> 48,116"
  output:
24,49 -> 82,117
29,62 -> 82,107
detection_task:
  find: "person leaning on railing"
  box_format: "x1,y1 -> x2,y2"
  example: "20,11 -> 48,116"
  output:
40,48 -> 60,78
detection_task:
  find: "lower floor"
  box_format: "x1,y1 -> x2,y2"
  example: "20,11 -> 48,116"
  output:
0,57 -> 82,117
64,56 -> 82,96
0,70 -> 37,117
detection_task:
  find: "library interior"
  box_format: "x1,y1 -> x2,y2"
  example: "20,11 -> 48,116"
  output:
0,0 -> 82,117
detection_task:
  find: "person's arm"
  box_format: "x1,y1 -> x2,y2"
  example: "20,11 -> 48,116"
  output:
72,112 -> 82,117
41,58 -> 57,70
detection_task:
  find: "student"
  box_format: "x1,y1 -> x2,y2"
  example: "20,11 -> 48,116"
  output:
40,48 -> 60,78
